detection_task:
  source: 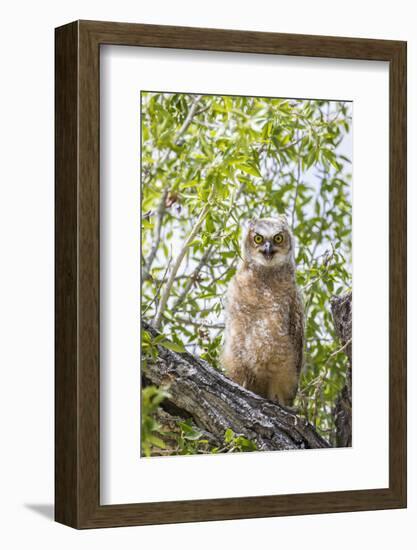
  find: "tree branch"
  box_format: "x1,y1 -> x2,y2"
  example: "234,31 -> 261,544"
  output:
142,322 -> 329,451
172,244 -> 215,310
291,132 -> 302,229
331,291 -> 352,447
153,202 -> 210,329
170,315 -> 225,330
172,182 -> 245,311
143,94 -> 203,185
142,94 -> 204,279
142,188 -> 169,281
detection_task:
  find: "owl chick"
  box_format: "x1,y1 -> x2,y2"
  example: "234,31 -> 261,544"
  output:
221,216 -> 304,406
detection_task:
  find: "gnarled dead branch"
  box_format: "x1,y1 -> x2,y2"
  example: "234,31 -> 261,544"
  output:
142,322 -> 330,452
331,291 -> 352,447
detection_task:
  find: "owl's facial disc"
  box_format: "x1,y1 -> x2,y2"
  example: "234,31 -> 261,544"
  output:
243,218 -> 294,268
252,231 -> 291,267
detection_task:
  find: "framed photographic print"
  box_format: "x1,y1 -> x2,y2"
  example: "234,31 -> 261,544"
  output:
55,20 -> 406,528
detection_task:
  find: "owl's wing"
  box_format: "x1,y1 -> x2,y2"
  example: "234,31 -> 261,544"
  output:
290,289 -> 305,375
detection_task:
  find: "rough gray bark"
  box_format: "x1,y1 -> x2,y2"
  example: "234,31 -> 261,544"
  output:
331,291 -> 352,447
142,322 -> 329,452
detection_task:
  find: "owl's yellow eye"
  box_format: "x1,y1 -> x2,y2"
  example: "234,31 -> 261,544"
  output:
254,234 -> 264,244
274,233 -> 284,244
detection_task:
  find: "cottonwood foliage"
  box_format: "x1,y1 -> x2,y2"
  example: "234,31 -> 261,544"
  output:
141,92 -> 352,454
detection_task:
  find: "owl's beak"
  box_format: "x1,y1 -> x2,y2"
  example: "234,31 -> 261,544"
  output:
262,241 -> 274,259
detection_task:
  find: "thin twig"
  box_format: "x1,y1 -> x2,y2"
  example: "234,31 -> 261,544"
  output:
172,245 -> 214,310
142,94 -> 203,278
325,338 -> 352,364
291,132 -> 302,229
142,254 -> 172,315
144,94 -> 203,184
153,201 -> 211,329
209,258 -> 238,286
142,188 -> 168,280
171,315 -> 225,330
281,134 -> 304,152
172,182 -> 245,311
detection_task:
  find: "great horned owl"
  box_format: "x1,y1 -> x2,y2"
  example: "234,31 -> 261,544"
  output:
221,216 -> 304,406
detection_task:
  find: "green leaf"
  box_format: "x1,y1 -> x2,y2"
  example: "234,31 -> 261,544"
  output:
160,340 -> 186,353
179,421 -> 203,441
224,428 -> 234,443
147,434 -> 166,449
235,163 -> 261,178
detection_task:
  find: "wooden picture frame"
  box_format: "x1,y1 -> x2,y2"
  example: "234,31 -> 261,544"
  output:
55,20 -> 407,528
